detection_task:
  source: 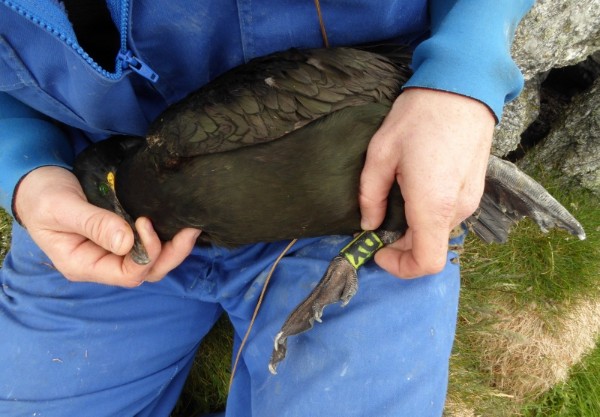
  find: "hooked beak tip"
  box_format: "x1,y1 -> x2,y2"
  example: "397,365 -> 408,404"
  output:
130,235 -> 151,265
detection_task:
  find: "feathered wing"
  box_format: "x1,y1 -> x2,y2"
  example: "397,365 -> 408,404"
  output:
145,47 -> 411,162
467,155 -> 586,243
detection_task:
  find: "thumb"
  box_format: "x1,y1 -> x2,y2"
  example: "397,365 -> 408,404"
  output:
60,196 -> 135,255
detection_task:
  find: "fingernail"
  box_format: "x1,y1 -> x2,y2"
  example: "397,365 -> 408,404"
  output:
111,230 -> 125,252
141,218 -> 153,234
135,218 -> 153,238
187,229 -> 201,244
361,218 -> 372,231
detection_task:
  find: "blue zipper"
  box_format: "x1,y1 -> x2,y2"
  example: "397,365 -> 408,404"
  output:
115,0 -> 159,83
3,0 -> 159,83
117,50 -> 159,83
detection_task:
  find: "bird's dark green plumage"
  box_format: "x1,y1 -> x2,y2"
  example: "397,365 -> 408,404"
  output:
116,104 -> 406,246
75,47 -> 412,248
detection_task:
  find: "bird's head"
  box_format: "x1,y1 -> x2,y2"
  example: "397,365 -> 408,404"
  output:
73,136 -> 151,265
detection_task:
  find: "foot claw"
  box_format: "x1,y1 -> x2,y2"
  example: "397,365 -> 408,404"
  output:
268,256 -> 357,373
313,305 -> 324,323
269,332 -> 287,375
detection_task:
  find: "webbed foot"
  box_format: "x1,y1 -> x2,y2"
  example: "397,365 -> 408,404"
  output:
269,255 -> 357,374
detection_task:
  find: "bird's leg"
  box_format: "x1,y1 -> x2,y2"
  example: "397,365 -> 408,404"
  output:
269,230 -> 402,374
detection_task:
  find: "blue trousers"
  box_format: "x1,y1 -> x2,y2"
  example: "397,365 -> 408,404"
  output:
0,224 -> 461,417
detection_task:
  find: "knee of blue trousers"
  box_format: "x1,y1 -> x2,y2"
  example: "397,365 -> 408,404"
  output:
225,236 -> 462,417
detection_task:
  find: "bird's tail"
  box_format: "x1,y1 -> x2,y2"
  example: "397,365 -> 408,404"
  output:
466,155 -> 586,243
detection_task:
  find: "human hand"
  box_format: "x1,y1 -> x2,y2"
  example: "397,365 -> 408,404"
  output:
14,166 -> 200,287
359,88 -> 495,278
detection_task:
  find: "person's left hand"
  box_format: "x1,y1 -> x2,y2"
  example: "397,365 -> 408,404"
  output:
359,88 -> 495,278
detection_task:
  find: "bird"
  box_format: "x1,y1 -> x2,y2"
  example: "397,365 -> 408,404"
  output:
74,46 -> 586,373
75,47 -> 411,251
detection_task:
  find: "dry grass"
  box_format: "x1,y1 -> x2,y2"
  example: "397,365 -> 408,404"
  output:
446,295 -> 600,417
446,169 -> 600,416
474,296 -> 600,398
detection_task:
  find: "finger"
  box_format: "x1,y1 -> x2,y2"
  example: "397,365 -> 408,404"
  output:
58,196 -> 135,256
359,144 -> 396,231
50,237 -> 145,287
144,228 -> 201,282
58,217 -> 162,287
59,219 -> 197,287
119,217 -> 164,278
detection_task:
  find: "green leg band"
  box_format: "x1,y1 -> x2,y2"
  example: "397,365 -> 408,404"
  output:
339,231 -> 384,269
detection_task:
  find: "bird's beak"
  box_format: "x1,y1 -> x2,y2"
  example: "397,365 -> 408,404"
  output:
106,172 -> 151,265
113,196 -> 151,265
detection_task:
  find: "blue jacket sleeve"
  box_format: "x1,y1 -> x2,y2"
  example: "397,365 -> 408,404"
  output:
403,0 -> 534,122
0,93 -> 74,216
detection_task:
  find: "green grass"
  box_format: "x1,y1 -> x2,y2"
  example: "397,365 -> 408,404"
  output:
462,171 -> 600,312
172,316 -> 233,416
522,339 -> 600,416
0,208 -> 12,264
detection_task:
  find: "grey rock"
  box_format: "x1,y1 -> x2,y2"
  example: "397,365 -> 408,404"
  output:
493,77 -> 541,156
512,0 -> 600,80
524,77 -> 600,194
493,0 -> 600,167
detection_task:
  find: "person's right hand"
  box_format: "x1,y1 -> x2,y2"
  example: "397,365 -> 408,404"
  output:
13,166 -> 200,287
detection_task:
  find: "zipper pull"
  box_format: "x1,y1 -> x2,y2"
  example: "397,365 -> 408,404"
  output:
118,50 -> 159,83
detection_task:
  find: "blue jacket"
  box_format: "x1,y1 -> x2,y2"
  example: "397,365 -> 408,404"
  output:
0,0 -> 534,214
